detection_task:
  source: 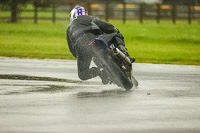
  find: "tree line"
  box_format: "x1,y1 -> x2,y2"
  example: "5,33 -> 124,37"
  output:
0,0 -> 199,24
0,0 -> 62,23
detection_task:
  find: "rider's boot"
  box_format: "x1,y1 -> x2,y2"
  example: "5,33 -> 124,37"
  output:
99,69 -> 109,84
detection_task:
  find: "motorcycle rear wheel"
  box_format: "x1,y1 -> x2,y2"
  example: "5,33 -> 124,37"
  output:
97,49 -> 133,90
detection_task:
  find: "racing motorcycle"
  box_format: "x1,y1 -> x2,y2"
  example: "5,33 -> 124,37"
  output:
90,38 -> 138,90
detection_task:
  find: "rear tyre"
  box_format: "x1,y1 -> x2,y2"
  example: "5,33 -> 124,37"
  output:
97,49 -> 133,90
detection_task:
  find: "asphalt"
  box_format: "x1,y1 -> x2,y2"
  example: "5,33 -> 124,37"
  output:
0,57 -> 200,133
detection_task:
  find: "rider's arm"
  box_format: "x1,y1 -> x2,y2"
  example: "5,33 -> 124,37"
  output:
92,17 -> 125,41
92,17 -> 118,33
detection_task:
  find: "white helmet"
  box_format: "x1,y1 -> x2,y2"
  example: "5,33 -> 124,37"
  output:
70,6 -> 88,22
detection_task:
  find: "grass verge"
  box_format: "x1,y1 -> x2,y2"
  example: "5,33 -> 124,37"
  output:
0,20 -> 200,65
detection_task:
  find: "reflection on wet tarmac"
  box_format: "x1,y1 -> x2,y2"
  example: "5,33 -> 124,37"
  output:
0,74 -> 95,84
0,74 -> 103,95
77,89 -> 132,98
1,58 -> 200,133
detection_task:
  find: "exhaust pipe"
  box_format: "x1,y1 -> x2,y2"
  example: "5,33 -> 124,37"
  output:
113,48 -> 131,64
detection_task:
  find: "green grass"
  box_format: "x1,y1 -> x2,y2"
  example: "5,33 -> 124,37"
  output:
0,11 -> 10,17
0,22 -> 73,59
111,20 -> 200,65
19,11 -> 69,18
0,20 -> 200,65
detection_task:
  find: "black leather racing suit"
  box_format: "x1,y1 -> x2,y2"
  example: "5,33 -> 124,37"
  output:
67,15 -> 126,80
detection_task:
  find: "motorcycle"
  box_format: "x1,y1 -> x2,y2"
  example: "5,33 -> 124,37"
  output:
90,38 -> 138,90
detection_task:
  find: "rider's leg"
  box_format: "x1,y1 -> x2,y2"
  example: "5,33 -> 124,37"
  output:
77,52 -> 99,80
77,53 -> 109,84
74,32 -> 101,80
93,57 -> 109,84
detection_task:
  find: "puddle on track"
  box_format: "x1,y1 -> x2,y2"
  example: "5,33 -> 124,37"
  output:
0,74 -> 98,84
0,74 -> 107,95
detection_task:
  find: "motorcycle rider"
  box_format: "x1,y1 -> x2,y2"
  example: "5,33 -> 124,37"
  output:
66,6 -> 135,84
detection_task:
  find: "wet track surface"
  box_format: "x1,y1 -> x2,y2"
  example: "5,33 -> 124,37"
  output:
0,57 -> 200,133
